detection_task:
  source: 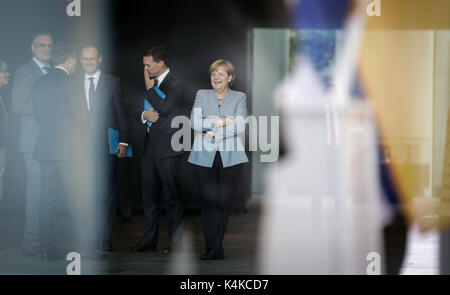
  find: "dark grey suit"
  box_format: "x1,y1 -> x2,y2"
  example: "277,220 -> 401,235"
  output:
32,68 -> 83,254
11,59 -> 47,249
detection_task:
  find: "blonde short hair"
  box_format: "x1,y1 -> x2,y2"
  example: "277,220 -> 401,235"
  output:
209,59 -> 235,84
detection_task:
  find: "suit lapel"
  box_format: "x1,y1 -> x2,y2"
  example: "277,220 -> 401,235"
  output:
29,59 -> 45,78
158,72 -> 171,93
79,75 -> 89,112
92,73 -> 107,112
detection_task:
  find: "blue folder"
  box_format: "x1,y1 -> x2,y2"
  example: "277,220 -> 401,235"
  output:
108,128 -> 133,158
144,86 -> 166,127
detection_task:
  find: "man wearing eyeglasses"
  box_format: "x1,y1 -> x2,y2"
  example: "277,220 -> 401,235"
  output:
11,33 -> 53,257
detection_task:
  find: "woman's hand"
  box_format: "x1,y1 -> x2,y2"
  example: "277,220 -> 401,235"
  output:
202,131 -> 214,137
216,118 -> 234,127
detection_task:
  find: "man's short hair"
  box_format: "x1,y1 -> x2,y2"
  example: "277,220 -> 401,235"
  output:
31,33 -> 53,46
81,44 -> 101,57
51,42 -> 76,66
0,58 -> 7,72
144,46 -> 168,65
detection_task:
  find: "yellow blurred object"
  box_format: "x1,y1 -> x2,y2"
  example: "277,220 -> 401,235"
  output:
366,0 -> 450,30
359,0 -> 450,229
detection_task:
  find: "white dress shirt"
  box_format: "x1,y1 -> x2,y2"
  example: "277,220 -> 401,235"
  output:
155,68 -> 170,87
54,66 -> 69,75
83,70 -> 128,147
141,68 -> 170,124
33,57 -> 51,75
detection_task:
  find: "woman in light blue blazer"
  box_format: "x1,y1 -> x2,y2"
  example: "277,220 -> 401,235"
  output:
188,59 -> 248,260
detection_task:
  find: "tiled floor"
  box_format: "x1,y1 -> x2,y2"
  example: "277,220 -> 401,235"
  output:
0,208 -> 260,275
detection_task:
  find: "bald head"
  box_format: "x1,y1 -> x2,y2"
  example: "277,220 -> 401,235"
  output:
80,46 -> 102,75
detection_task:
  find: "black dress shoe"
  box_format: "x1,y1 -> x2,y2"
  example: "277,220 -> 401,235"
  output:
41,251 -> 64,261
121,217 -> 133,224
200,249 -> 224,260
125,239 -> 157,252
81,251 -> 109,260
162,243 -> 183,255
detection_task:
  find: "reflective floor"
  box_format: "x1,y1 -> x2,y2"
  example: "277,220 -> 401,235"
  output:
0,205 -> 260,275
0,201 -> 441,275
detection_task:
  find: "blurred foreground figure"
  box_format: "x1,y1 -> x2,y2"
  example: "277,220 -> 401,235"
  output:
0,58 -> 7,252
0,59 -> 9,201
358,0 -> 450,275
258,0 -> 385,274
32,42 -> 82,261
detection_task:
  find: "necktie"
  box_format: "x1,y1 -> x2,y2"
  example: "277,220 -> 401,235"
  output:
88,77 -> 95,111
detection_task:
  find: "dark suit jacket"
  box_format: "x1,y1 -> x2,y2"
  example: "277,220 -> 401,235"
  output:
78,72 -> 130,160
32,68 -> 83,161
136,72 -> 184,159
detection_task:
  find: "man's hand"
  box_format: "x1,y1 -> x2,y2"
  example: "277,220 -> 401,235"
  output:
115,144 -> 128,158
143,107 -> 160,123
144,71 -> 155,90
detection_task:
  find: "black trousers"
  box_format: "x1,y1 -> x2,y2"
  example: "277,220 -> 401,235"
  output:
141,146 -> 183,248
116,157 -> 133,219
82,154 -> 117,247
193,152 -> 243,251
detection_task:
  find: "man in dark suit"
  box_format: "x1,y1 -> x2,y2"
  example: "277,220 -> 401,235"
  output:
12,33 -> 53,256
32,42 -> 81,261
78,45 -> 130,252
130,46 -> 184,254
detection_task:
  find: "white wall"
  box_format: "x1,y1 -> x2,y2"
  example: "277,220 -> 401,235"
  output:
250,28 -> 289,196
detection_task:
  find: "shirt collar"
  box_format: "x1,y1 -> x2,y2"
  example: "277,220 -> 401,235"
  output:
33,57 -> 50,73
156,68 -> 170,87
55,66 -> 69,75
85,70 -> 101,81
